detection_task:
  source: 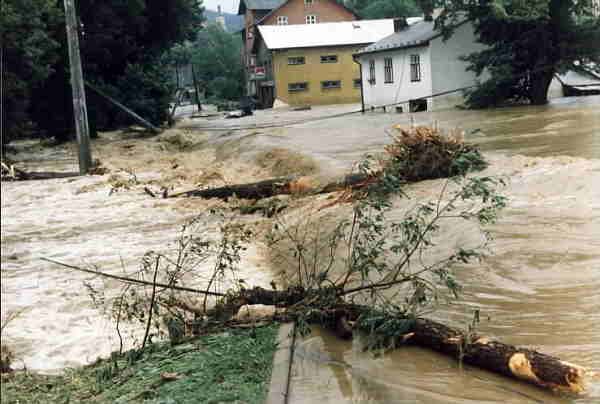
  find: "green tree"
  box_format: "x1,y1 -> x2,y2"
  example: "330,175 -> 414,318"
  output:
344,0 -> 421,18
185,23 -> 245,101
439,0 -> 600,107
1,0 -> 61,144
29,0 -> 204,142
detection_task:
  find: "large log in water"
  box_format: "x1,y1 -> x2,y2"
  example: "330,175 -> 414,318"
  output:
168,176 -> 298,199
222,293 -> 588,395
1,162 -> 79,181
406,318 -> 587,394
168,174 -> 374,200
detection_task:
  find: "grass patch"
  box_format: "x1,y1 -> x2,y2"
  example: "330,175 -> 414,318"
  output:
1,324 -> 279,404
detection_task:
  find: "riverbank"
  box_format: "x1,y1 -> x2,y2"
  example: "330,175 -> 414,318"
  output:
1,324 -> 278,403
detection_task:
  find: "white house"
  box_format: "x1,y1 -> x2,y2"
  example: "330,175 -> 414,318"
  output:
354,20 -> 486,112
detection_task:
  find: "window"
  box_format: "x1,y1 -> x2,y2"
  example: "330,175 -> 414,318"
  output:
321,80 -> 341,89
384,58 -> 393,83
320,55 -> 337,63
306,15 -> 317,24
410,54 -> 421,82
368,60 -> 376,85
249,55 -> 256,67
288,56 -> 305,65
277,16 -> 288,25
353,79 -> 361,88
304,0 -> 314,4
288,82 -> 308,92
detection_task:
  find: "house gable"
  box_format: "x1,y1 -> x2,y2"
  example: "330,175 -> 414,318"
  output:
259,0 -> 357,26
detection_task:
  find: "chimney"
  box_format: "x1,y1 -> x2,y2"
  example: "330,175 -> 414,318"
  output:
393,17 -> 408,32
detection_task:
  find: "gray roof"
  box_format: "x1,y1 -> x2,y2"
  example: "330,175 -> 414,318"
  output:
356,21 -> 437,55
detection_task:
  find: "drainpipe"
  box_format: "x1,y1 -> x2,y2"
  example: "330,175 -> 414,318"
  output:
353,55 -> 365,113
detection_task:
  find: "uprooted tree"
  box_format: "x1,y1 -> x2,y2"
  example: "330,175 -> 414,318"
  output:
46,126 -> 591,394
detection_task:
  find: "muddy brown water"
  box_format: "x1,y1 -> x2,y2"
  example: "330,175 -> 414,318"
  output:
1,96 -> 598,402
257,96 -> 598,403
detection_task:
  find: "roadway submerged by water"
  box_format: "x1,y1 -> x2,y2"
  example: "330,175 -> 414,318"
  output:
1,96 -> 599,402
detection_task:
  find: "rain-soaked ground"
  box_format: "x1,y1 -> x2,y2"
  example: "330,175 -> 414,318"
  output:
1,95 -> 599,402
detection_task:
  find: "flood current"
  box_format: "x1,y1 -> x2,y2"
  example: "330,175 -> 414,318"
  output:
268,96 -> 599,403
1,96 -> 598,402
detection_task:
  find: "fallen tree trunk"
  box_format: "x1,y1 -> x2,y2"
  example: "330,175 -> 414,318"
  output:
168,176 -> 298,199
329,307 -> 589,395
1,163 -> 80,181
405,318 -> 587,394
217,294 -> 589,395
45,256 -> 590,395
167,173 -> 373,200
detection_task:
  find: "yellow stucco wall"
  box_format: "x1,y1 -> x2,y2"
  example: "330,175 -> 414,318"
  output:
272,46 -> 364,106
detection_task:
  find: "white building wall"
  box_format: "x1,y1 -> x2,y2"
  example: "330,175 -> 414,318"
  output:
429,22 -> 487,110
358,45 -> 433,111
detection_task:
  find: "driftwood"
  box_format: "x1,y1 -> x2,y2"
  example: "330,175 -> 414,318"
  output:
1,162 -> 79,181
168,176 -> 298,199
211,289 -> 589,395
167,173 -> 373,200
249,300 -> 589,394
404,318 -> 587,394
337,308 -> 588,394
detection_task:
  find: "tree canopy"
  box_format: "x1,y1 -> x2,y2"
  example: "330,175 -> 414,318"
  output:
344,0 -> 421,19
439,0 -> 600,107
2,0 -> 204,144
345,0 -> 421,19
1,0 -> 62,144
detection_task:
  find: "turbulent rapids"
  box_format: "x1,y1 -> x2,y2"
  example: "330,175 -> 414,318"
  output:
1,96 -> 599,402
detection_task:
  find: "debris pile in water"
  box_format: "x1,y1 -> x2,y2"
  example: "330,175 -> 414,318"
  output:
384,125 -> 488,181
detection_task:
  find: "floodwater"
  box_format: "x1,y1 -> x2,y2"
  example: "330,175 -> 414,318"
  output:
0,130 -> 274,372
1,96 -> 599,402
270,96 -> 599,403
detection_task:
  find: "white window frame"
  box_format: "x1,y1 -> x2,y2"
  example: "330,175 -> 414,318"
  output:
368,60 -> 376,85
288,56 -> 306,65
277,16 -> 288,25
306,15 -> 317,24
384,57 -> 394,83
410,54 -> 421,82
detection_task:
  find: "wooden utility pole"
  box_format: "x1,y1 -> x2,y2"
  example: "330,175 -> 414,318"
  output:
64,0 -> 92,174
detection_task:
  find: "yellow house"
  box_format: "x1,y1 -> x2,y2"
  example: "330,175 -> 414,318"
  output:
254,20 -> 396,107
